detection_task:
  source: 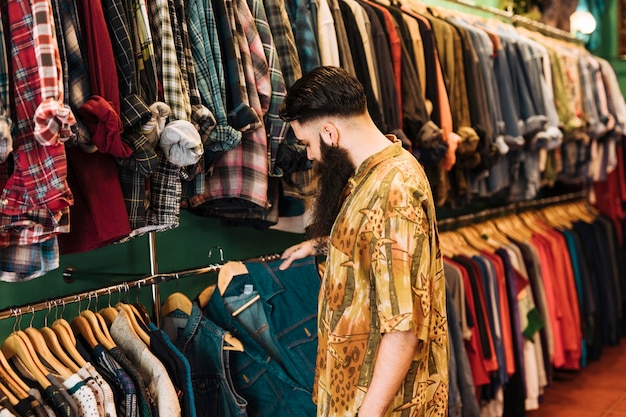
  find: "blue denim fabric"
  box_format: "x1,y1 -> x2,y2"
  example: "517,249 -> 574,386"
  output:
204,256 -> 319,417
163,305 -> 248,417
227,256 -> 319,389
148,322 -> 197,417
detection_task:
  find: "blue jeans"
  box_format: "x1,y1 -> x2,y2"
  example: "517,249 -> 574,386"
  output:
204,256 -> 320,416
164,304 -> 248,417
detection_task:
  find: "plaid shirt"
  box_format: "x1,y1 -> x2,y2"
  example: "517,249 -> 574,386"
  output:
247,0 -> 289,176
262,0 -> 302,87
1,0 -> 73,216
51,0 -> 94,150
213,0 -> 261,132
102,0 -> 152,132
0,16 -> 12,163
186,0 -> 241,152
0,237 -> 59,282
189,0 -> 270,214
132,0 -> 159,103
149,0 -> 190,121
173,0 -> 216,143
31,0 -> 77,146
284,0 -> 320,74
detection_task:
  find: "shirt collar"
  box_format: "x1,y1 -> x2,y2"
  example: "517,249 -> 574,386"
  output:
350,135 -> 402,187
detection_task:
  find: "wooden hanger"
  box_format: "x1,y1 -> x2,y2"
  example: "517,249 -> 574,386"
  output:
51,321 -> 86,368
52,317 -> 77,347
196,284 -> 245,352
495,214 -> 533,241
197,284 -> 217,309
1,332 -> 51,388
39,327 -> 80,374
0,379 -> 19,406
79,310 -> 116,350
0,351 -> 29,400
70,315 -> 100,350
456,226 -> 494,253
116,304 -> 151,345
23,327 -> 73,380
218,262 -> 249,295
161,292 -> 193,317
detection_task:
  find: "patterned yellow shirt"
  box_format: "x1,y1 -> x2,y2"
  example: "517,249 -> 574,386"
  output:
315,140 -> 449,417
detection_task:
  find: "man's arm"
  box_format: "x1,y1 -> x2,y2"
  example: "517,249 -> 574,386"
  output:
357,331 -> 420,417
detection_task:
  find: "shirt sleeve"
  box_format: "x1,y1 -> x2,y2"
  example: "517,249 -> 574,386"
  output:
372,171 -> 433,341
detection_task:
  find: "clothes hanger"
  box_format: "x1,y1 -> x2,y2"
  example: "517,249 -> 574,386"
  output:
130,281 -> 152,326
70,297 -> 102,350
217,261 -> 263,319
195,284 -> 244,352
22,307 -> 73,380
1,311 -> 51,389
495,214 -> 533,241
39,328 -> 80,374
0,380 -> 19,406
79,293 -> 117,349
47,300 -> 86,368
115,303 -> 151,345
100,287 -> 120,326
37,302 -> 79,374
80,310 -> 116,350
161,292 -> 193,317
217,261 -> 249,295
0,350 -> 29,400
456,226 -> 494,253
23,328 -> 73,380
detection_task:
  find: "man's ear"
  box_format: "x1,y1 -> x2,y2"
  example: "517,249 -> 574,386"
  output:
320,122 -> 340,147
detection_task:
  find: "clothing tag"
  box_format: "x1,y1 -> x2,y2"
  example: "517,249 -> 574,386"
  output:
243,284 -> 254,295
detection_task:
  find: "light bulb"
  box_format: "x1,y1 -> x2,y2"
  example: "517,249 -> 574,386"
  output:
570,9 -> 597,35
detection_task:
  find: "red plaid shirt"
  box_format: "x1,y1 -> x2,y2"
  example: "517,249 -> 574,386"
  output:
0,0 -> 72,225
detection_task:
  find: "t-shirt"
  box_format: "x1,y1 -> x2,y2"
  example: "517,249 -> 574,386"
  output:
315,138 -> 449,416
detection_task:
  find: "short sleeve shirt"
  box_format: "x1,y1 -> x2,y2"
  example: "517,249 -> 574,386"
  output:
315,139 -> 449,417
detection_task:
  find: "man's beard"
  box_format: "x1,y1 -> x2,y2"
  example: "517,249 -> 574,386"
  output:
307,139 -> 355,239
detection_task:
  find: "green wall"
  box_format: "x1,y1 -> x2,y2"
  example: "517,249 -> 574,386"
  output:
0,211 -> 305,341
595,0 -> 626,97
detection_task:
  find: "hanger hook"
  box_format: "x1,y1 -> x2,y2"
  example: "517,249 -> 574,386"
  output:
86,292 -> 92,311
208,246 -> 224,262
60,298 -> 66,319
44,301 -> 52,327
107,288 -> 112,308
11,309 -> 19,333
175,273 -> 180,291
136,281 -> 141,304
93,291 -> 99,311
29,305 -> 35,328
76,295 -> 83,314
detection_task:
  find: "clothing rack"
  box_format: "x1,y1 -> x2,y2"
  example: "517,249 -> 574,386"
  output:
0,250 -> 282,323
434,0 -> 583,44
436,189 -> 589,229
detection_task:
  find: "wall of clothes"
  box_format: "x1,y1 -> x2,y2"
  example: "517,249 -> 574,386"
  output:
442,199 -> 626,417
0,198 -> 624,417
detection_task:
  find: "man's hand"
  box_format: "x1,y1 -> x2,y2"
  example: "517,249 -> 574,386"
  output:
279,240 -> 316,270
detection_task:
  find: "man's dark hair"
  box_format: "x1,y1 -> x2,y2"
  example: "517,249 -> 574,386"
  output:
279,66 -> 367,124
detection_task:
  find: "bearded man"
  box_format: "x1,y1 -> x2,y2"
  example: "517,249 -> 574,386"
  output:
278,66 -> 449,417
